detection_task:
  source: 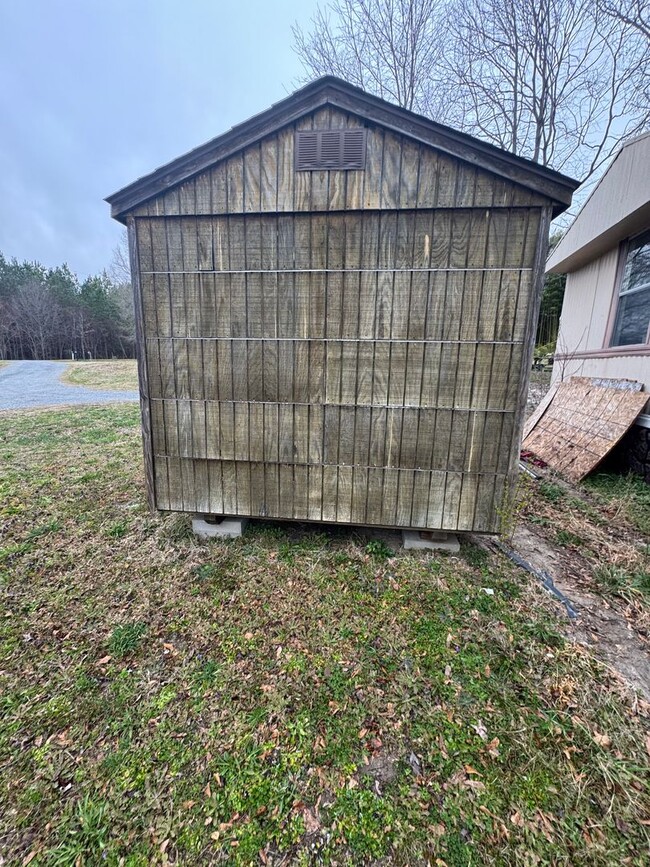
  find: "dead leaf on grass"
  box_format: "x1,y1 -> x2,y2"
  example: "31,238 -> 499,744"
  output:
408,752 -> 423,776
303,807 -> 321,834
444,768 -> 466,789
473,720 -> 488,741
592,732 -> 612,749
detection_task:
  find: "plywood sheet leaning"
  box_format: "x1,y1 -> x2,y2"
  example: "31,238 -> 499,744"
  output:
522,376 -> 647,481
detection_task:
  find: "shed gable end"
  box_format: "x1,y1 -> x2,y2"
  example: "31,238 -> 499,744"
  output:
131,106 -> 548,218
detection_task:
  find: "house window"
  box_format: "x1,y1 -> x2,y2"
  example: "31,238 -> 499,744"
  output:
610,230 -> 650,347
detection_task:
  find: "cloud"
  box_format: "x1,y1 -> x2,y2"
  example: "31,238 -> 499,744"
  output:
0,0 -> 318,277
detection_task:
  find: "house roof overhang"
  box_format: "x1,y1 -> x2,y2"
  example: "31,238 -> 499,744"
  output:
547,131 -> 650,274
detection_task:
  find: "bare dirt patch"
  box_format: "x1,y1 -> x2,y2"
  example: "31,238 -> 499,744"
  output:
512,524 -> 650,701
507,465 -> 650,703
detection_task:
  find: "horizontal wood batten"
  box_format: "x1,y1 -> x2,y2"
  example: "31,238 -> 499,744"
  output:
153,455 -> 511,476
140,267 -> 532,275
149,397 -> 516,412
148,336 -> 524,344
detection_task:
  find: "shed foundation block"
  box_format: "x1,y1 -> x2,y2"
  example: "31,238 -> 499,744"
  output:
192,516 -> 248,540
402,530 -> 460,553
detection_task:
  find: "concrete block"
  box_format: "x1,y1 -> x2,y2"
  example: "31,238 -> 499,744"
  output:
192,516 -> 248,540
402,530 -> 460,553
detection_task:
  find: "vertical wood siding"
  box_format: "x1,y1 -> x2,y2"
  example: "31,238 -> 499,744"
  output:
130,108 -> 548,532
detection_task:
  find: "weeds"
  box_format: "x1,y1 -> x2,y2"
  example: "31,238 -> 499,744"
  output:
108,623 -> 147,657
538,480 -> 565,503
555,529 -> 583,548
107,520 -> 128,538
594,564 -> 650,603
364,539 -> 393,560
585,472 -> 650,534
460,540 -> 489,569
497,473 -> 534,540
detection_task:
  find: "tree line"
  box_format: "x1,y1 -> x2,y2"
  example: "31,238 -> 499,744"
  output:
0,250 -> 135,361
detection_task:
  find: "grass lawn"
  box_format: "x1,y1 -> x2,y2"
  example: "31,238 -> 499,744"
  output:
1,405 -> 649,866
59,360 -> 138,391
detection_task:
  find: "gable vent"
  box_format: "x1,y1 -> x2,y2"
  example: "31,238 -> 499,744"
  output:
295,129 -> 367,171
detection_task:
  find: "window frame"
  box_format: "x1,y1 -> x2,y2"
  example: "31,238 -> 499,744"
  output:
606,230 -> 650,350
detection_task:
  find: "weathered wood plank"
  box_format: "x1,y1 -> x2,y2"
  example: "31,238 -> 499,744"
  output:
131,219 -> 158,511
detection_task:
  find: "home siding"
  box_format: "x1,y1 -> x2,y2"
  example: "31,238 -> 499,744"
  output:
554,247 -> 619,358
552,246 -> 650,402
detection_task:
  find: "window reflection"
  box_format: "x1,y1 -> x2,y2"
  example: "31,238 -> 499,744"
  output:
611,231 -> 650,347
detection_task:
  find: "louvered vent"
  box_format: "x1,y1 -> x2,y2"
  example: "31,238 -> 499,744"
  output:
295,129 -> 367,170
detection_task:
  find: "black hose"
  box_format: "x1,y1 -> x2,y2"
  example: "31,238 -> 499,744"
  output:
495,540 -> 579,620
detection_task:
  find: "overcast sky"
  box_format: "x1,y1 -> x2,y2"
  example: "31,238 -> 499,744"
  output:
0,0 -> 319,278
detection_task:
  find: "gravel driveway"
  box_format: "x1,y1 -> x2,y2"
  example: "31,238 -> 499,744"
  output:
0,360 -> 139,411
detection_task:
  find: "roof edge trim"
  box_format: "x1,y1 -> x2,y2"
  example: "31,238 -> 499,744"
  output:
107,76 -> 580,222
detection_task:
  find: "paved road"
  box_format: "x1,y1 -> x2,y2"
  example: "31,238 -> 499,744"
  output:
0,360 -> 139,411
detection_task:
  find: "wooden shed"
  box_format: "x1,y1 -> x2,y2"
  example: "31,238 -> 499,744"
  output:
107,77 -> 577,534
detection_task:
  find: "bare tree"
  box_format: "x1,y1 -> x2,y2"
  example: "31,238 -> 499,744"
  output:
292,0 -> 450,115
599,0 -> 650,41
293,0 -> 650,188
109,229 -> 132,286
443,0 -> 650,182
11,282 -> 64,359
109,230 -> 135,348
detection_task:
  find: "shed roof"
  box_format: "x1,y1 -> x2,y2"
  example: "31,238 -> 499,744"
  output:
107,76 -> 579,223
547,131 -> 650,274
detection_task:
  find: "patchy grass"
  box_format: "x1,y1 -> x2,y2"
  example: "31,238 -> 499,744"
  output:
593,565 -> 650,606
1,405 -> 649,865
585,472 -> 650,536
108,622 -> 148,657
527,469 -> 649,619
60,359 -> 138,391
